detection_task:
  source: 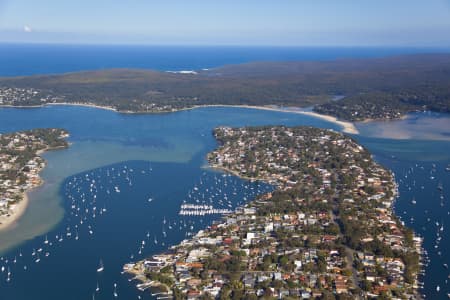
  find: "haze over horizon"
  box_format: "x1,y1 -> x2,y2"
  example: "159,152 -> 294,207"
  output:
1,0 -> 450,47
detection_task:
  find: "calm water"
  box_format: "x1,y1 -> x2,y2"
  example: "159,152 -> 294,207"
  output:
0,106 -> 448,299
0,45 -> 449,299
0,105 -> 344,300
0,44 -> 448,76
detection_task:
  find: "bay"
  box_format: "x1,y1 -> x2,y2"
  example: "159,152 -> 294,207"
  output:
0,105 -> 341,299
0,43 -> 449,298
0,106 -> 448,298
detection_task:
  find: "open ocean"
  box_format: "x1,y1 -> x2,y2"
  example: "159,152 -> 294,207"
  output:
0,45 -> 449,299
0,43 -> 449,76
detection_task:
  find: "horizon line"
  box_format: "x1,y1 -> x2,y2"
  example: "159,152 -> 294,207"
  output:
1,41 -> 450,49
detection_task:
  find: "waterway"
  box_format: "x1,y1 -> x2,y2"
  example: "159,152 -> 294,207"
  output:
0,106 -> 448,299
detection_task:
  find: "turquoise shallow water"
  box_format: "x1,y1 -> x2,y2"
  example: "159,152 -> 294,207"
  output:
0,105 -> 449,299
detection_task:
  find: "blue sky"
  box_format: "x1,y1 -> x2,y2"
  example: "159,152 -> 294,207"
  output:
1,0 -> 450,46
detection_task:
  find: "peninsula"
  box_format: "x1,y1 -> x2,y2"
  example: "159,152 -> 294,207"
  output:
124,126 -> 422,299
1,54 -> 450,122
0,128 -> 69,230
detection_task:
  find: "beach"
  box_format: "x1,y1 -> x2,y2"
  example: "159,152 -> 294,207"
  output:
0,136 -> 68,233
0,101 -> 446,299
47,102 -> 117,112
2,102 -> 359,135
189,104 -> 360,135
0,193 -> 29,231
284,109 -> 359,134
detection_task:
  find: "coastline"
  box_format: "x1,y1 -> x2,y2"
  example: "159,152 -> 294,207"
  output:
127,126 -> 421,298
46,102 -> 118,112
359,114 -> 410,123
0,193 -> 29,231
184,104 -> 359,134
0,142 -> 68,232
1,102 -> 360,135
292,109 -> 359,134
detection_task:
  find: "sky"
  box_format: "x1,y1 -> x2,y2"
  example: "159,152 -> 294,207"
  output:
0,0 -> 450,46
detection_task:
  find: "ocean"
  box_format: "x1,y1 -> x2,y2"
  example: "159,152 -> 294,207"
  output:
0,45 -> 449,299
0,43 -> 448,76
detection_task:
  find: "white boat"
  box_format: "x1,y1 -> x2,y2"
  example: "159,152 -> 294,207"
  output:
97,260 -> 104,272
113,283 -> 118,297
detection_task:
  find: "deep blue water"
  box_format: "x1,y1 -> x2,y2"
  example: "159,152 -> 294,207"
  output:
1,43 -> 449,76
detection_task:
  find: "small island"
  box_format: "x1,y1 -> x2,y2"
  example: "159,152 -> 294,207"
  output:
124,126 -> 422,299
0,128 -> 69,230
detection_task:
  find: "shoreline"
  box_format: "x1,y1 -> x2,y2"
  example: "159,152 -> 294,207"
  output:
127,127 -> 421,298
186,104 -> 360,134
0,102 -> 359,135
46,102 -> 118,112
0,193 -> 29,231
0,142 -> 68,232
359,114 -> 410,123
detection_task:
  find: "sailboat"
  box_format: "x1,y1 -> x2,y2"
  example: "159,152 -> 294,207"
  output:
97,260 -> 104,272
113,283 -> 118,298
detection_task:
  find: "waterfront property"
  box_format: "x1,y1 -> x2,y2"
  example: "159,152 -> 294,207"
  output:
0,106 -> 448,299
126,126 -> 422,299
0,129 -> 69,230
